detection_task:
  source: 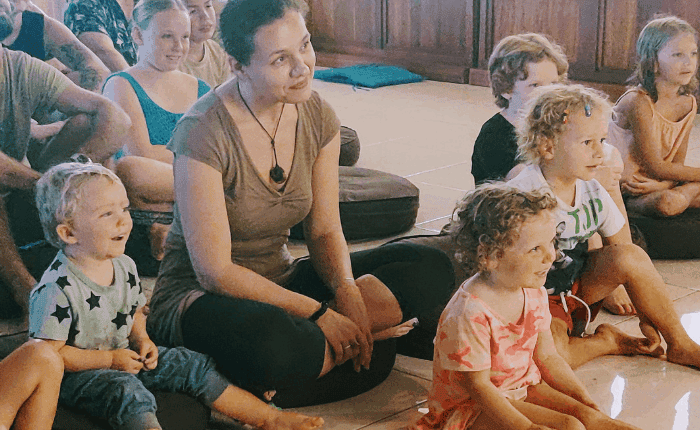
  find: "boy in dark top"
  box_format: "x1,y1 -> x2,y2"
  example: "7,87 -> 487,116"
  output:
471,33 -> 567,184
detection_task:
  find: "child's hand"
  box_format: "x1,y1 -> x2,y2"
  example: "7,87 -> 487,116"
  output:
111,349 -> 144,374
622,175 -> 675,195
138,339 -> 159,371
527,425 -> 556,430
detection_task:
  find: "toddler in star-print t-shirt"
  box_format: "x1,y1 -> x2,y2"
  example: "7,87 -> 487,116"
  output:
28,162 -> 325,430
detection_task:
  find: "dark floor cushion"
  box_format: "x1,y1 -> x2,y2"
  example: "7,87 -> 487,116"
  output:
272,338 -> 396,408
291,167 -> 420,241
53,392 -> 210,430
384,231 -> 467,288
339,126 -> 361,166
628,211 -> 700,259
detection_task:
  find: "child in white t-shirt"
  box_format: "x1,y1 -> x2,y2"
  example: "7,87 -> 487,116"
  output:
508,84 -> 700,370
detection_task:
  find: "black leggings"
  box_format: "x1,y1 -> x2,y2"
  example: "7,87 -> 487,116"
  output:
180,242 -> 454,406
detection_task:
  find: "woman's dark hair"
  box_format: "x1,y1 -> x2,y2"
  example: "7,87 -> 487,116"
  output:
219,0 -> 309,66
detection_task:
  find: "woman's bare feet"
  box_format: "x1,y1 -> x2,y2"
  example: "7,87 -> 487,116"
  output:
373,318 -> 419,341
602,286 -> 636,316
149,222 -> 170,261
594,324 -> 664,357
262,411 -> 324,430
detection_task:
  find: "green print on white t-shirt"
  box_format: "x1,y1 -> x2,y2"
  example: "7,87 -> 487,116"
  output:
568,198 -> 603,234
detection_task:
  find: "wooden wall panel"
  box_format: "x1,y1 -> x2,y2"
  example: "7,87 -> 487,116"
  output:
308,0 -> 381,50
599,0 -> 637,71
490,0 -> 581,63
385,0 -> 470,57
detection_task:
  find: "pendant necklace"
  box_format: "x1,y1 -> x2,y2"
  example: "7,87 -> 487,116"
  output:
237,82 -> 287,184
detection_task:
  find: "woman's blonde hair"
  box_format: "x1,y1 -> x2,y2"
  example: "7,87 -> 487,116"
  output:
629,15 -> 698,102
449,183 -> 557,276
132,0 -> 187,30
36,162 -> 122,249
488,33 -> 569,109
517,84 -> 610,164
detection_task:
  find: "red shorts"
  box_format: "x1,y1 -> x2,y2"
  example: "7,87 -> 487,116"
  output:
548,280 -> 603,336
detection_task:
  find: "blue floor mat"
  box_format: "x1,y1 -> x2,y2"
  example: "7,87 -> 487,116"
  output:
314,64 -> 425,88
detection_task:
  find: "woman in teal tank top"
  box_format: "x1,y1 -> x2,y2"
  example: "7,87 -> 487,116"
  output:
102,0 -> 210,261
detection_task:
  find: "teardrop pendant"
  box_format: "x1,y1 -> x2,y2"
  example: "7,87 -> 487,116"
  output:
270,164 -> 286,184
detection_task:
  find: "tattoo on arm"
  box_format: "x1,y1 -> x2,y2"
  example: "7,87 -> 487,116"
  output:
48,41 -> 101,91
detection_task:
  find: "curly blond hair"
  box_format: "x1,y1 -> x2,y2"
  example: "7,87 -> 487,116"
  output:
630,15 -> 698,102
517,84 -> 611,165
36,162 -> 122,249
488,33 -> 569,109
449,183 -> 557,276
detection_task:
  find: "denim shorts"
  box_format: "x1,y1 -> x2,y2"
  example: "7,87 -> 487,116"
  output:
59,346 -> 229,430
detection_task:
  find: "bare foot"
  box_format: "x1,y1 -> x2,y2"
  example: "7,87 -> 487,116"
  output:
666,343 -> 700,370
373,318 -> 419,341
263,411 -> 324,430
263,390 -> 276,402
149,222 -> 170,261
594,324 -> 664,357
602,286 -> 636,316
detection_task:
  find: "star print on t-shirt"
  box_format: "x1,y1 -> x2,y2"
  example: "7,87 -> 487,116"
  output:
50,259 -> 62,272
112,312 -> 129,329
129,304 -> 138,317
51,304 -> 70,324
34,283 -> 49,296
127,273 -> 138,290
56,276 -> 71,289
86,292 -> 101,310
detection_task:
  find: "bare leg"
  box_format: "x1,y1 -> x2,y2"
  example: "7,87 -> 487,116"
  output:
470,396 -> 585,430
211,385 -> 323,430
580,244 -> 700,369
623,183 -> 700,217
550,318 -> 658,369
524,383 -> 642,430
0,197 -> 35,315
0,340 -> 64,430
115,156 -> 174,260
589,233 -> 635,316
115,156 -> 174,211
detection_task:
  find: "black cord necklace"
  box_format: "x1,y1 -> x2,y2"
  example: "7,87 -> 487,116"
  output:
237,82 -> 287,184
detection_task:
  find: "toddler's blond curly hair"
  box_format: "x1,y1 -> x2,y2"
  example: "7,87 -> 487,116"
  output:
517,84 -> 611,165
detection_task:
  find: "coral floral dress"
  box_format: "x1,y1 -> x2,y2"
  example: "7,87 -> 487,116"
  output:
413,286 -> 551,430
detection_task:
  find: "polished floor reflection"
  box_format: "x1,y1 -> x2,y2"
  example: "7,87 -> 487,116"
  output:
214,78 -> 700,429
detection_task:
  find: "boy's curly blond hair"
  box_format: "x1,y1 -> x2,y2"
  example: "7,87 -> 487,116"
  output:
36,162 -> 122,249
517,84 -> 611,165
489,33 -> 569,109
449,183 -> 557,276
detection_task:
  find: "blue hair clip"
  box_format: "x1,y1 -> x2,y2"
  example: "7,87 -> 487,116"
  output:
584,103 -> 592,117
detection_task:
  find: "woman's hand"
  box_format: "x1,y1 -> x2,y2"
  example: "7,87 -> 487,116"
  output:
622,174 -> 675,195
315,307 -> 365,366
334,284 -> 373,371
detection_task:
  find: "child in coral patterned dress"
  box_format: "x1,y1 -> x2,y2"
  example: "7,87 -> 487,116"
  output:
412,183 -> 642,430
